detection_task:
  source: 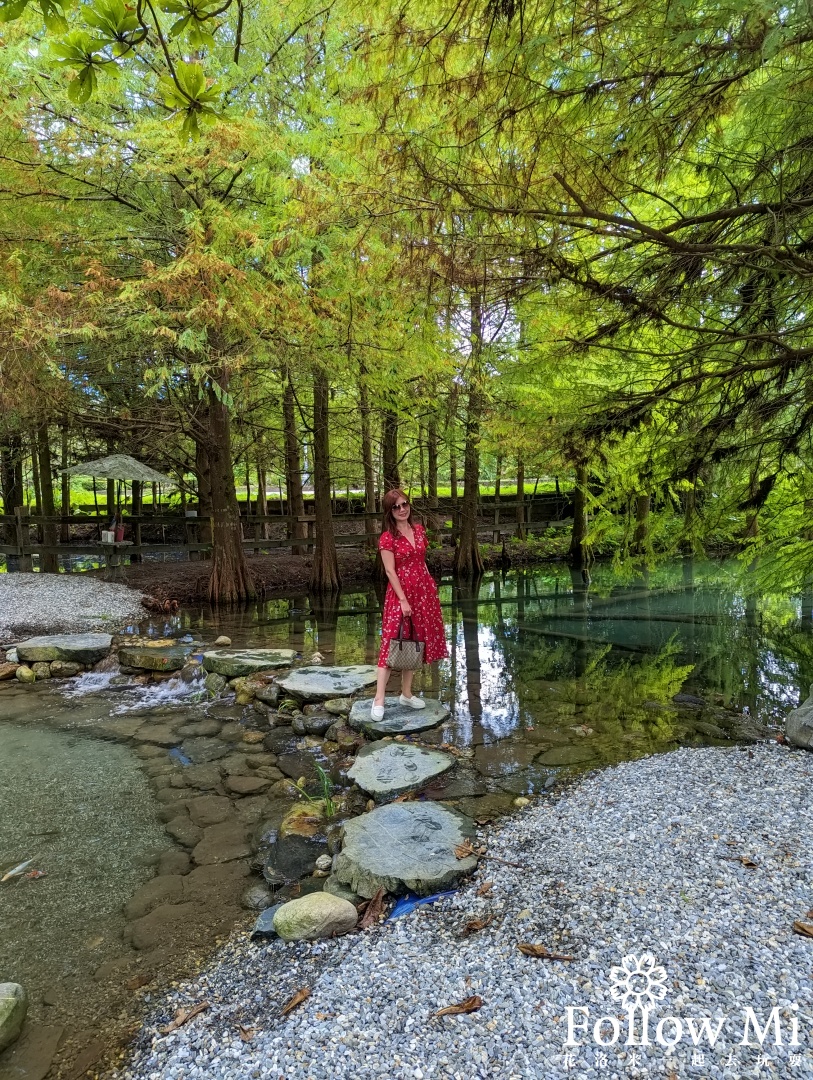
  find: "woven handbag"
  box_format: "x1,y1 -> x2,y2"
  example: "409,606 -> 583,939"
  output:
386,615 -> 425,670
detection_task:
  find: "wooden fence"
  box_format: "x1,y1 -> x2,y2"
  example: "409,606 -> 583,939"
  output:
0,494 -> 573,566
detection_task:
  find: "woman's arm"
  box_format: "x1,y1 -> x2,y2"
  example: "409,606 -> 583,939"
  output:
380,549 -> 412,616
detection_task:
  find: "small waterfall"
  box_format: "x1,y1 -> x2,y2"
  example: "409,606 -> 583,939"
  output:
64,671 -> 121,696
62,668 -> 208,712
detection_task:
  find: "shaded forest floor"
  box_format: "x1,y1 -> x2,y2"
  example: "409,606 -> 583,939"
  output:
103,535 -> 571,605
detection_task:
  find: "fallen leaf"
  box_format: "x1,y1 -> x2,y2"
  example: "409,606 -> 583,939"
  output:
455,843 -> 474,859
358,887 -> 386,930
739,856 -> 759,868
476,881 -> 494,897
238,1024 -> 256,1042
161,1001 -> 209,1033
393,790 -> 418,802
518,943 -> 575,961
434,995 -> 483,1017
792,921 -> 813,939
475,817 -> 493,826
281,987 -> 310,1016
462,914 -> 494,935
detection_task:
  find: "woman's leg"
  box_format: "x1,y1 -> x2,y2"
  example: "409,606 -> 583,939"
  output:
373,664 -> 390,706
400,668 -> 414,698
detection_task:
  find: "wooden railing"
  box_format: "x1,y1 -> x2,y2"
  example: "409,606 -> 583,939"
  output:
0,495 -> 573,565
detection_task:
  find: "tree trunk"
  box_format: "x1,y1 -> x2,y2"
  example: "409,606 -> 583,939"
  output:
744,467 -> 760,539
382,409 -> 399,491
283,368 -> 306,555
632,492 -> 651,555
454,292 -> 484,579
568,463 -> 589,568
206,371 -> 256,604
0,436 -> 23,547
35,424 -> 59,573
257,467 -> 270,539
60,424 -> 70,543
131,479 -> 142,562
359,365 -> 377,551
309,366 -> 341,593
515,456 -> 526,539
427,416 -> 439,508
194,428 -> 212,561
29,432 -> 41,514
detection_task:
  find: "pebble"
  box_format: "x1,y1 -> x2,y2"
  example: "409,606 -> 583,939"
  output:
0,575 -> 143,642
111,744 -> 813,1078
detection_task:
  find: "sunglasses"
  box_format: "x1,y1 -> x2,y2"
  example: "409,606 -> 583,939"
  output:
393,501 -> 410,511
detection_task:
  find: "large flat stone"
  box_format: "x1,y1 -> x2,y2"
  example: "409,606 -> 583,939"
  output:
536,745 -> 596,766
117,644 -> 192,672
191,822 -> 251,865
334,802 -> 478,898
278,665 -> 378,703
202,649 -> 296,678
16,633 -> 111,665
348,696 -> 449,738
348,742 -> 454,801
0,1022 -> 63,1080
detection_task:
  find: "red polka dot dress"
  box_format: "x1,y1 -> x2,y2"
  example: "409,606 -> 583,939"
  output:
378,524 -> 448,667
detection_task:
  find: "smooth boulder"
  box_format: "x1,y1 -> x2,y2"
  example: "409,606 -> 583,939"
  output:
334,801 -> 478,898
16,633 -> 112,665
117,643 -> 192,672
272,892 -> 358,942
202,649 -> 296,678
348,741 -> 454,800
348,696 -> 449,738
786,689 -> 813,751
278,665 -> 378,703
0,982 -> 27,1052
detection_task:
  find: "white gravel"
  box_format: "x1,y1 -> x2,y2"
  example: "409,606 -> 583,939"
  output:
114,743 -> 813,1080
0,573 -> 144,641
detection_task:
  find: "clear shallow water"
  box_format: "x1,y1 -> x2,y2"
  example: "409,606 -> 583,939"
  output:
0,556 -> 804,1067
162,558 -> 805,771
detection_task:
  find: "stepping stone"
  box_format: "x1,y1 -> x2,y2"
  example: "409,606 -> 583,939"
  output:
536,745 -> 596,766
180,737 -> 231,764
334,802 -> 478,898
16,633 -> 112,665
202,649 -> 296,678
473,741 -> 542,777
348,742 -> 454,801
348,696 -> 449,739
118,643 -> 192,672
278,665 -> 378,703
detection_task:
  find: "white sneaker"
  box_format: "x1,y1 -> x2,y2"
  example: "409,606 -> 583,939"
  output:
399,694 -> 426,710
371,704 -> 385,720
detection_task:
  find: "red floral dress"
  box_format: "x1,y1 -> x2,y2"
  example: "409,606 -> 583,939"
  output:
377,524 -> 448,667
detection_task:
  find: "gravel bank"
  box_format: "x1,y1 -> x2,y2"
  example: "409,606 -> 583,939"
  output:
0,574 -> 144,641
113,743 -> 813,1080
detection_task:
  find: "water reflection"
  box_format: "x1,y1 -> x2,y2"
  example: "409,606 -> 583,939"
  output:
164,558 -> 811,761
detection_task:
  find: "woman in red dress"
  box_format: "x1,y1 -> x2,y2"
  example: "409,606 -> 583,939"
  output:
371,488 -> 448,720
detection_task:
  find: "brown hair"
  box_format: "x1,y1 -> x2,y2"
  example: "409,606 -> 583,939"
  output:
381,488 -> 415,538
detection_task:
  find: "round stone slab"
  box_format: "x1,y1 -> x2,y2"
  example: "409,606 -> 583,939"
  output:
333,801 -> 478,898
348,696 -> 449,739
348,741 -> 455,801
202,649 -> 297,678
118,643 -> 192,672
277,665 -> 378,703
16,633 -> 112,665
